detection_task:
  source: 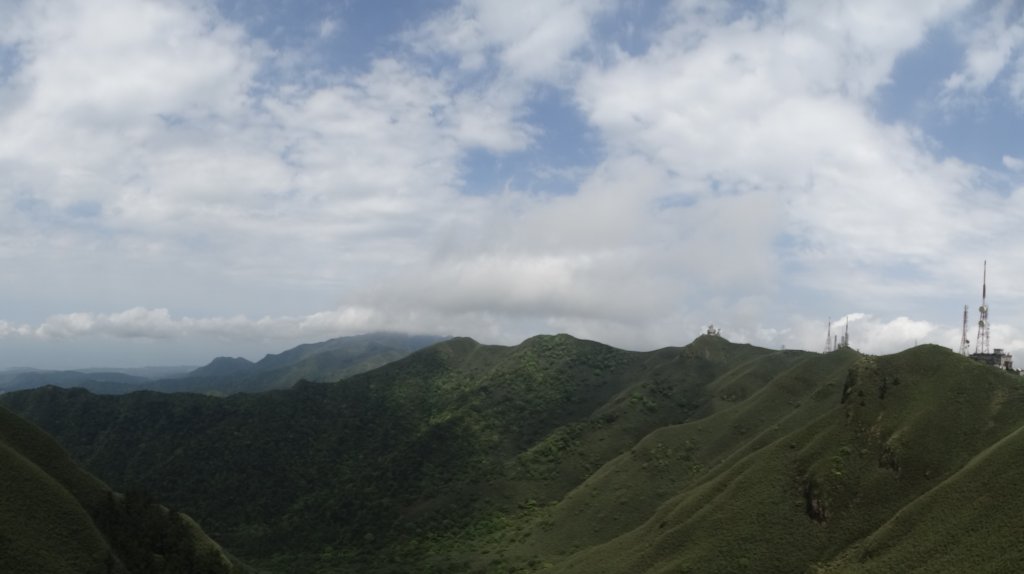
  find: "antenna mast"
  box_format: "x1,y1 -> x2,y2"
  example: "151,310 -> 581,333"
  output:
959,304 -> 970,356
825,317 -> 832,353
975,260 -> 990,355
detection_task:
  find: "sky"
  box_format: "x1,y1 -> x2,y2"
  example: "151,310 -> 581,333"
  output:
1,0 -> 1024,369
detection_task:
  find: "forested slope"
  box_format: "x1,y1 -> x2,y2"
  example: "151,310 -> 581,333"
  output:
0,405 -> 249,574
5,336 -> 1023,573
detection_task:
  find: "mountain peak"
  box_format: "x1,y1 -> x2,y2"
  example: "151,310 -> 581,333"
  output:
188,356 -> 256,378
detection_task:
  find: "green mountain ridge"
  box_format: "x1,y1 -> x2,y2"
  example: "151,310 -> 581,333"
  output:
4,335 -> 1024,572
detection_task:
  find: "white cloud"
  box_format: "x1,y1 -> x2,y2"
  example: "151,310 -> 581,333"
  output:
319,18 -> 337,39
0,0 -> 257,126
8,305 -> 996,362
408,0 -> 612,83
7,301 -> 1024,372
1004,155 -> 1024,171
36,307 -> 185,340
942,0 -> 1024,100
25,307 -> 377,342
574,0 -> 996,301
0,0 -> 540,316
0,320 -> 32,337
4,0 -> 1024,368
398,0 -> 614,163
742,313 -> 960,356
0,0 -> 267,220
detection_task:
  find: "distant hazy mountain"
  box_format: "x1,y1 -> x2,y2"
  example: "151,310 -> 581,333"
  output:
81,365 -> 197,379
251,331 -> 443,371
187,357 -> 257,378
0,332 -> 444,396
0,369 -> 150,394
0,403 -> 249,573
148,332 -> 446,395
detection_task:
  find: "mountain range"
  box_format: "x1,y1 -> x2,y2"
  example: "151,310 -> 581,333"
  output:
5,333 -> 1024,572
0,332 -> 444,396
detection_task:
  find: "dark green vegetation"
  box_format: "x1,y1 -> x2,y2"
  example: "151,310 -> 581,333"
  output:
0,404 -> 249,574
0,332 -> 442,395
5,335 -> 1024,573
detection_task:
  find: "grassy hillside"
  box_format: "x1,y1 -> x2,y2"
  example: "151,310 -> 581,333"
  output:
4,336 -> 1024,573
515,345 -> 1024,574
0,404 -> 250,574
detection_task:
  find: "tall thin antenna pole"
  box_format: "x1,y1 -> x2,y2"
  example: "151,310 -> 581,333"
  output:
825,317 -> 832,353
959,304 -> 970,356
975,260 -> 990,355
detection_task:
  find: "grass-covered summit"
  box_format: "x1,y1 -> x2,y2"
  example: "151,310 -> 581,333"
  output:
4,335 -> 1024,573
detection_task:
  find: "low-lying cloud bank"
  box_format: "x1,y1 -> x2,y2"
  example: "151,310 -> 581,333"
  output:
1,306 -> 1001,361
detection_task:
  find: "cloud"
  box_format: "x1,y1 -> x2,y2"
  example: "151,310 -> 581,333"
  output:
407,0 -> 613,82
0,0 -> 268,225
1005,155 -> 1024,171
319,18 -> 337,39
0,0 -> 538,311
575,0 -> 985,298
33,308 -> 178,340
23,307 -> 376,342
0,320 -> 32,337
942,0 -> 1024,100
3,0 -> 1024,368
5,305 -> 1000,362
746,313 -> 961,356
11,305 -> 558,351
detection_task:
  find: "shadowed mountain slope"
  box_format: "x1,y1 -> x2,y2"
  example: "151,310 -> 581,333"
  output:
4,336 -> 1024,573
0,404 -> 249,574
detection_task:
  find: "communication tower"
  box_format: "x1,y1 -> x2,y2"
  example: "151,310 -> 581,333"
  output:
958,304 -> 970,356
975,261 -> 991,355
824,317 -> 832,353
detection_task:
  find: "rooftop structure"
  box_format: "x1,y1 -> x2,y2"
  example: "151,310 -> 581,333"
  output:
971,349 -> 1014,371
